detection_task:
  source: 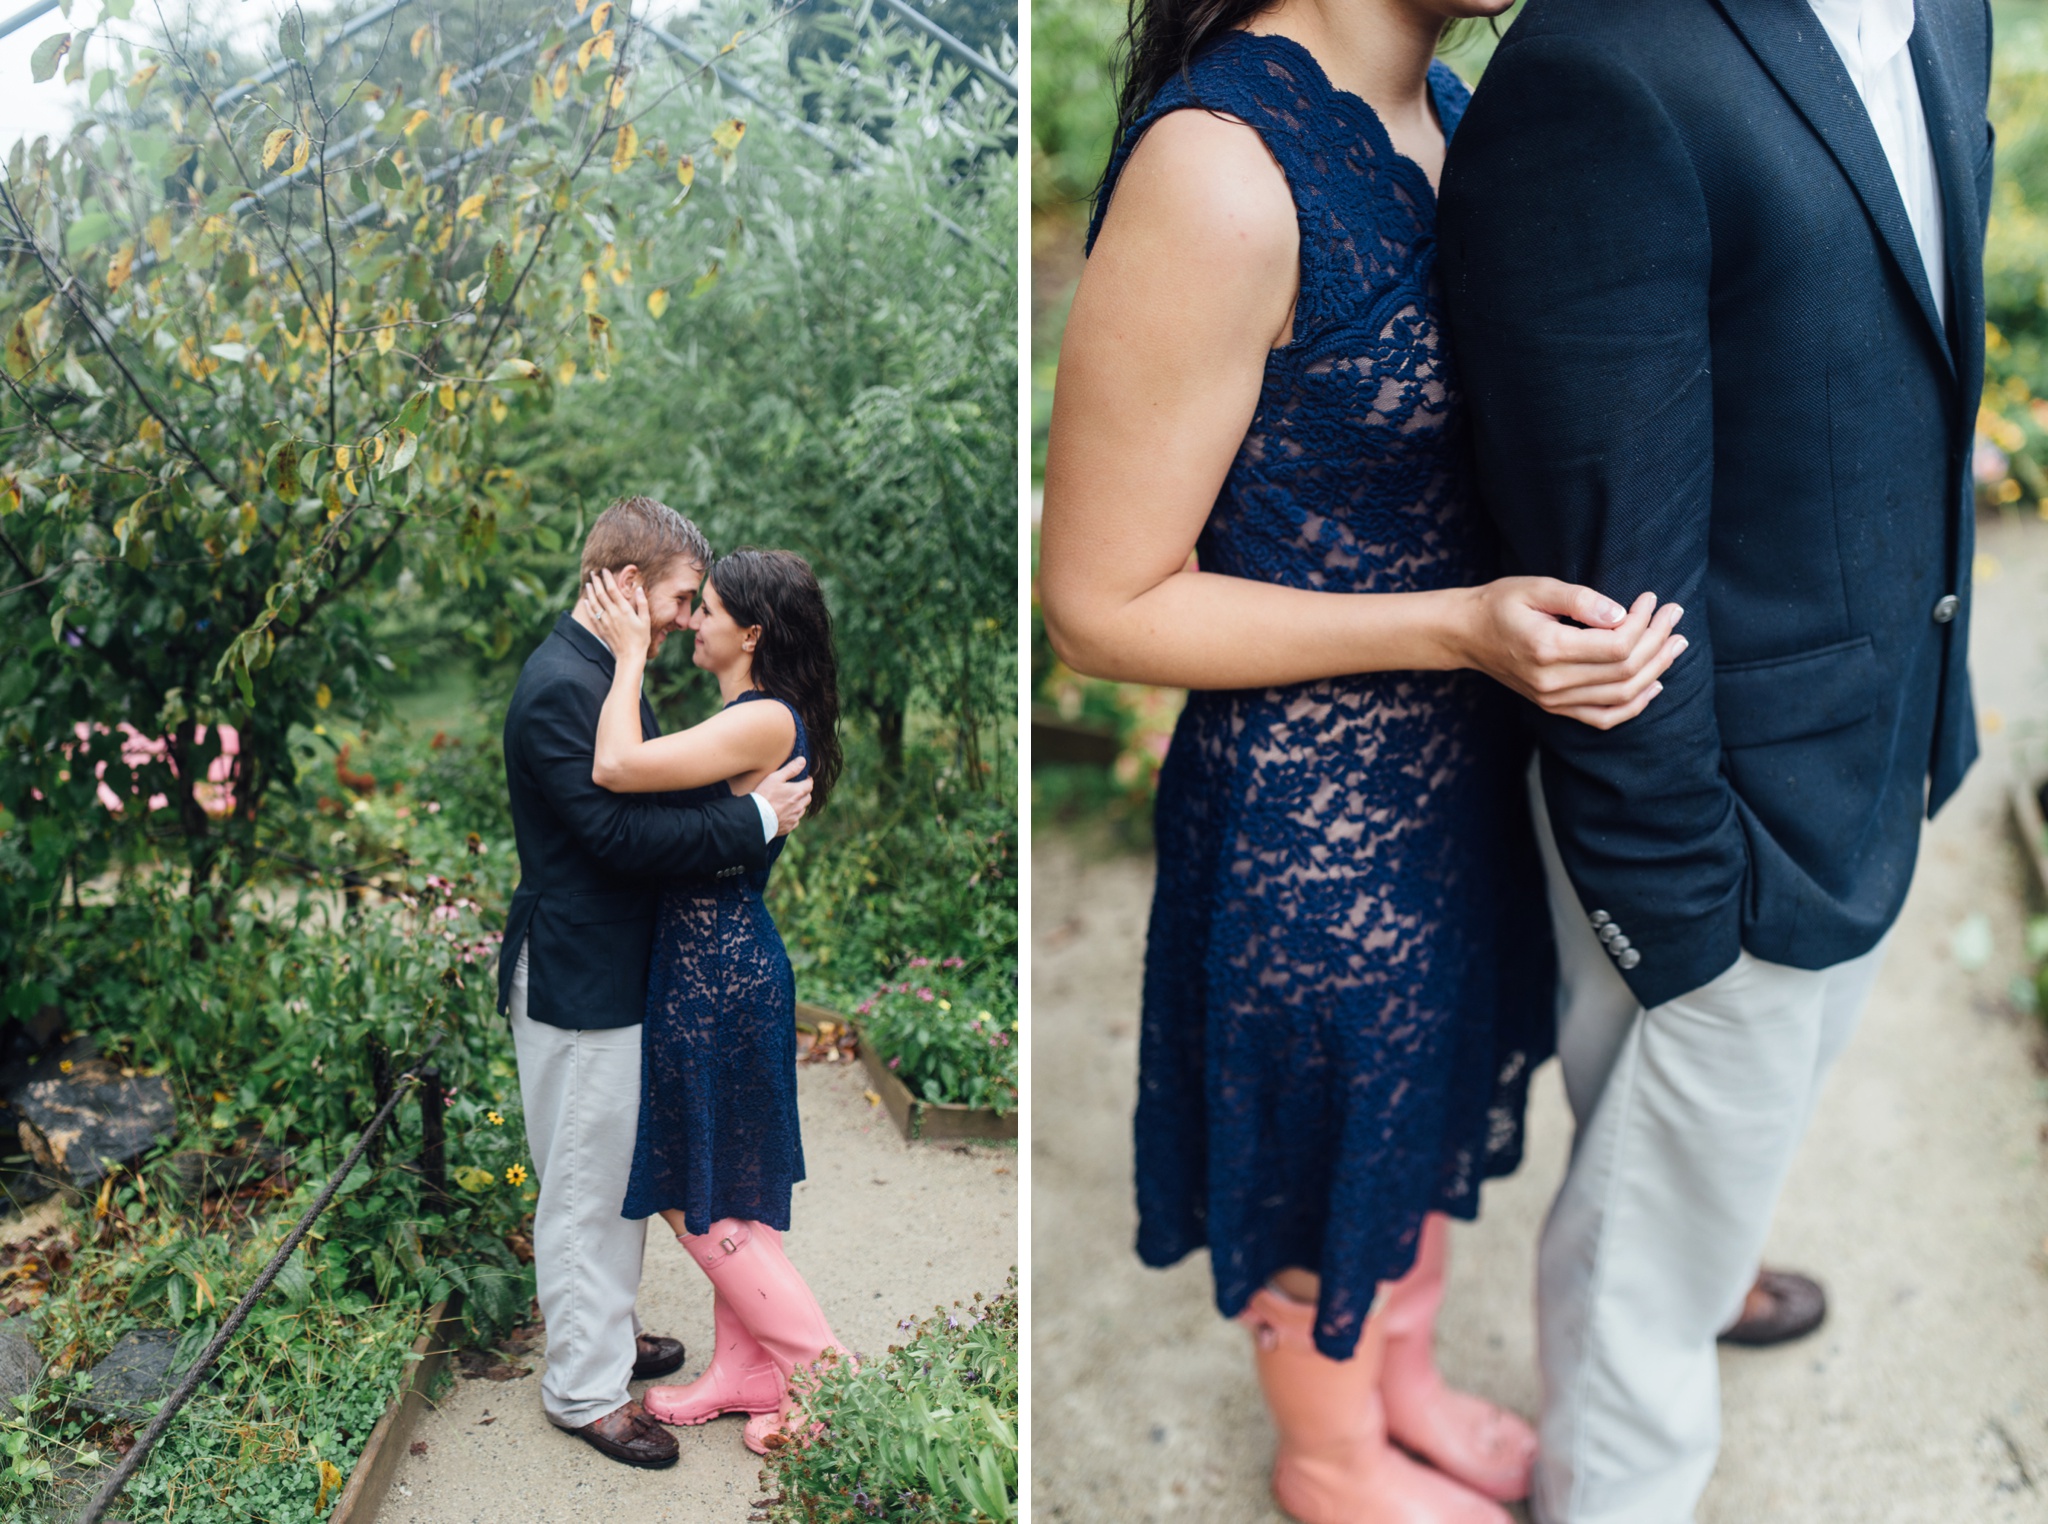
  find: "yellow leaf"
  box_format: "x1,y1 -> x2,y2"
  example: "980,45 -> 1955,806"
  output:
490,114 -> 505,143
456,191 -> 486,220
556,359 -> 576,385
712,118 -> 746,154
676,155 -> 695,189
261,127 -> 294,169
576,36 -> 597,71
438,382 -> 456,411
334,445 -> 350,471
410,23 -> 431,58
343,468 -> 357,496
404,108 -> 430,136
314,683 -> 331,709
609,261 -> 628,286
552,61 -> 571,98
489,395 -> 508,423
575,0 -> 591,13
453,1164 -> 496,1192
690,262 -> 720,298
609,74 -> 627,109
128,61 -> 158,91
438,64 -> 455,97
368,435 -> 385,464
610,122 -> 638,174
106,242 -> 135,293
314,1459 -> 343,1514
145,212 -> 171,257
595,29 -> 614,61
580,266 -> 598,295
591,2 -> 612,33
289,133 -> 310,175
646,288 -> 669,319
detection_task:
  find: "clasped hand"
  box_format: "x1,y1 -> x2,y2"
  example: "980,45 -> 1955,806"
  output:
1459,581 -> 1688,730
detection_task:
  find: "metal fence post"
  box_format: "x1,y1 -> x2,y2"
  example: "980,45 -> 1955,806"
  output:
418,1067 -> 447,1211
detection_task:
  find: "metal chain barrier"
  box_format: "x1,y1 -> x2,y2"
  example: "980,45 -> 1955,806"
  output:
72,1033 -> 448,1524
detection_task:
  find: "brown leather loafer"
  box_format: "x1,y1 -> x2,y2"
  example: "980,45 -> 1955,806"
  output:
1719,1268 -> 1826,1347
554,1399 -> 680,1468
632,1333 -> 686,1380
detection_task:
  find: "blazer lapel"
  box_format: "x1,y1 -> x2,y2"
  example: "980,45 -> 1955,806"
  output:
1713,0 -> 1954,376
1908,14 -> 1984,408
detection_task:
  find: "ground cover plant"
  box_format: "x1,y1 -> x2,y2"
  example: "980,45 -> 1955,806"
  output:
763,1277 -> 1018,1523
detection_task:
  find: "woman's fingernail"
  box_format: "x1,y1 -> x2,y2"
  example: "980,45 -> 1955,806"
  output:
1668,605 -> 1684,622
1597,600 -> 1626,623
1672,636 -> 1688,653
1650,681 -> 1664,697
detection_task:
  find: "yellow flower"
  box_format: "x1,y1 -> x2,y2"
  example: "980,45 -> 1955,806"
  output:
505,1164 -> 528,1186
486,1111 -> 504,1126
58,1060 -> 73,1074
937,999 -> 951,1011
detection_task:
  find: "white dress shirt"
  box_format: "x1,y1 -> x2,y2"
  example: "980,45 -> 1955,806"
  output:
1808,0 -> 1948,324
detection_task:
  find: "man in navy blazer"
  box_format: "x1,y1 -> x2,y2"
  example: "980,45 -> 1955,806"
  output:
1440,0 -> 1990,1516
497,496 -> 811,1467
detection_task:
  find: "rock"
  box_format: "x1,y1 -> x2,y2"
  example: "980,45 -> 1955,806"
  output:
79,1329 -> 188,1418
9,1043 -> 175,1192
0,1318 -> 39,1399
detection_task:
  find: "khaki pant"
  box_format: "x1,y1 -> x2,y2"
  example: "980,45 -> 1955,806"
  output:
1528,770 -> 1890,1524
509,944 -> 648,1427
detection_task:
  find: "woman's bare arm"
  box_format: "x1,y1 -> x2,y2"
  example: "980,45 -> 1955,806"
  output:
1038,109 -> 1685,728
586,578 -> 796,794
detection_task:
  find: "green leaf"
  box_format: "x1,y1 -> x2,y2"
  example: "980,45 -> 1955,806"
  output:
278,11 -> 307,63
395,390 -> 431,434
29,33 -> 71,84
268,439 -> 301,498
64,211 -> 116,255
374,153 -> 403,191
485,241 -> 514,304
63,28 -> 92,84
100,0 -> 131,17
87,66 -> 113,104
383,428 -> 419,476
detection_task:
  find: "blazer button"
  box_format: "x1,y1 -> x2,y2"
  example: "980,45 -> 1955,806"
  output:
1617,948 -> 1642,970
1590,910 -> 1612,928
1610,935 -> 1632,953
1598,925 -> 1621,945
1932,594 -> 1960,624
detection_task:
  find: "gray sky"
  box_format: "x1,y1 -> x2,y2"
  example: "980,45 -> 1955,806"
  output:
0,0 -> 703,164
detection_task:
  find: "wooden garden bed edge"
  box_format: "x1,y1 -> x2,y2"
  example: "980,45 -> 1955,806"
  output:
2012,775 -> 2048,910
328,1295 -> 461,1524
794,1001 -> 1016,1144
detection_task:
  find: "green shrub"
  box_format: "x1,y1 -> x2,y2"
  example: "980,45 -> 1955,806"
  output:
766,1279 -> 1018,1523
853,964 -> 1018,1114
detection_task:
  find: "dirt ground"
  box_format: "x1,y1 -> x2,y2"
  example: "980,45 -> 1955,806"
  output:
379,1058 -> 1017,1524
1031,511 -> 2048,1523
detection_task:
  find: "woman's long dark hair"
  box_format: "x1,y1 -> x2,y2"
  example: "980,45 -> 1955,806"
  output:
709,548 -> 843,817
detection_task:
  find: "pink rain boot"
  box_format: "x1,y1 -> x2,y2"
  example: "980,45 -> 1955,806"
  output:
676,1219 -> 851,1456
643,1285 -> 782,1427
1242,1286 -> 1509,1524
1377,1214 -> 1537,1503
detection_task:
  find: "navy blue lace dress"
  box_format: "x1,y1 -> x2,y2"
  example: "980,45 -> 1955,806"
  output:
622,691 -> 806,1235
1087,34 -> 1556,1360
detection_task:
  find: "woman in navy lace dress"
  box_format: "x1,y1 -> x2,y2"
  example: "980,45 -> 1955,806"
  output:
1038,3 -> 1688,1520
581,550 -> 850,1458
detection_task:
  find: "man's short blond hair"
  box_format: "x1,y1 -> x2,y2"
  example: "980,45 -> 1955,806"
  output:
579,496 -> 711,584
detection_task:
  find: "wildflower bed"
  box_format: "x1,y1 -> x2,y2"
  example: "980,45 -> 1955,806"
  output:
764,1278 -> 1019,1523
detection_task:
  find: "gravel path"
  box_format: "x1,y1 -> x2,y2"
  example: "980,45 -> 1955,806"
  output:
379,1058 -> 1017,1524
1031,510 -> 2048,1523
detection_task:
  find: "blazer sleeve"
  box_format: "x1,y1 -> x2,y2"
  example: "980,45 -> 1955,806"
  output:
517,673 -> 772,882
1438,38 -> 1743,1008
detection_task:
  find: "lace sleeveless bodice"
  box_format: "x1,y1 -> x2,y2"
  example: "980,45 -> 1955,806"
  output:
1092,34 -> 1556,1360
622,690 -> 809,1232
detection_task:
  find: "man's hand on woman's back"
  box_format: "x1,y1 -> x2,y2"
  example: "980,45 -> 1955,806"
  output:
756,757 -> 812,837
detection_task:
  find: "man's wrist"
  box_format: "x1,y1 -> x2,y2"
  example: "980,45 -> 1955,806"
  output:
749,791 -> 777,843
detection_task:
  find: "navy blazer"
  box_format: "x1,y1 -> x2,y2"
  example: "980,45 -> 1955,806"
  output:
1439,0 -> 1990,1007
496,614 -> 771,1029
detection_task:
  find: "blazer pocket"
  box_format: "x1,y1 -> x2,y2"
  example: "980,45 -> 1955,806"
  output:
569,890 -> 651,925
1715,635 -> 1879,749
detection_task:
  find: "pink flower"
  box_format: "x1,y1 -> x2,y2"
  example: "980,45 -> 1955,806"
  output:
857,1002 -> 873,1015
941,957 -> 964,969
908,956 -> 931,968
917,987 -> 934,1002
887,1056 -> 901,1069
